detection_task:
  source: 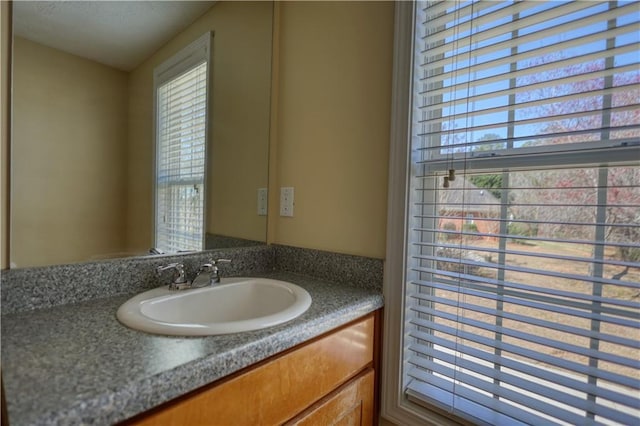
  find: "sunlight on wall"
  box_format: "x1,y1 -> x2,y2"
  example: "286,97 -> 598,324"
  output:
272,1 -> 394,259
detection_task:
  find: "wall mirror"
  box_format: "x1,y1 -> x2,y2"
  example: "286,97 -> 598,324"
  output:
10,1 -> 273,268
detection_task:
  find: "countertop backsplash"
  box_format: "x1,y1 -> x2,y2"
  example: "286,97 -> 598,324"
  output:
273,244 -> 384,290
1,244 -> 383,315
0,245 -> 276,315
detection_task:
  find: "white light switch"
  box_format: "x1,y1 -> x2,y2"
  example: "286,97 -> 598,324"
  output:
257,188 -> 268,216
280,187 -> 294,217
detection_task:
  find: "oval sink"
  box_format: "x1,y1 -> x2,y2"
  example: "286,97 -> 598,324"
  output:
117,277 -> 312,336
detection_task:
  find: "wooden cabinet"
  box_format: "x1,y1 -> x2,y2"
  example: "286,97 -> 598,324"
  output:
285,369 -> 374,426
125,313 -> 379,426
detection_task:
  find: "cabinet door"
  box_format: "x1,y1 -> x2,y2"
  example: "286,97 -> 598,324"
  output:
286,368 -> 374,426
126,316 -> 375,426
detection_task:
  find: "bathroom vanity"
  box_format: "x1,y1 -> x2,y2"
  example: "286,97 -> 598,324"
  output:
125,313 -> 378,425
1,246 -> 384,425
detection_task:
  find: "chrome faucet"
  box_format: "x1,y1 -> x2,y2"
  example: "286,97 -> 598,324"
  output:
192,259 -> 231,287
156,263 -> 191,290
157,259 -> 231,290
211,258 -> 232,283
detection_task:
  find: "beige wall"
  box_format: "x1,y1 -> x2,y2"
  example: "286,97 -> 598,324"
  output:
127,1 -> 272,252
11,37 -> 128,267
6,1 -> 393,266
271,1 -> 394,259
1,1 -> 11,269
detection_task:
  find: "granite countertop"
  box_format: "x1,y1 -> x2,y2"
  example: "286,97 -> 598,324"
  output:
1,271 -> 384,426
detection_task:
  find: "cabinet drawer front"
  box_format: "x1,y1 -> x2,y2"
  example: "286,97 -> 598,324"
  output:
286,368 -> 374,426
129,315 -> 375,426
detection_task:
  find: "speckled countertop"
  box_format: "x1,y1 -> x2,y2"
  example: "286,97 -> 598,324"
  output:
1,271 -> 383,426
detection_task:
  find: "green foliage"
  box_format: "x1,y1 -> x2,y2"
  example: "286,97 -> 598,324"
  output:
474,133 -> 504,151
469,174 -> 502,199
508,223 -> 538,238
619,247 -> 640,263
442,222 -> 458,240
462,223 -> 479,233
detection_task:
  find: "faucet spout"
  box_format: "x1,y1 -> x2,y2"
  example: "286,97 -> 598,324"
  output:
191,263 -> 215,288
192,259 -> 231,287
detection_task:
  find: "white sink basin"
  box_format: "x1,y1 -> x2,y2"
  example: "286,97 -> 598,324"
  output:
117,277 -> 312,336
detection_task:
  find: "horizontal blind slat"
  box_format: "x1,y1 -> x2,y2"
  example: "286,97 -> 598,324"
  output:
420,20 -> 638,72
405,383 -> 535,426
408,325 -> 639,390
410,293 -> 639,349
412,241 -> 640,271
408,339 -> 640,411
411,228 -> 640,251
420,1 -> 509,32
415,214 -> 638,231
414,253 -> 640,290
422,2 -> 636,66
409,305 -> 639,369
416,103 -> 638,131
407,354 -> 635,425
411,277 -> 639,323
422,2 -> 604,58
420,84 -> 639,125
415,128 -> 640,151
419,43 -> 639,94
406,368 -> 568,426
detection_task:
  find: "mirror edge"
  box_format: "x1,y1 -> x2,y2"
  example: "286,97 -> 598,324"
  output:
1,1 -> 11,270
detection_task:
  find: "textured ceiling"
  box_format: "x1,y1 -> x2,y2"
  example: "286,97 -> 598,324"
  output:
13,1 -> 216,71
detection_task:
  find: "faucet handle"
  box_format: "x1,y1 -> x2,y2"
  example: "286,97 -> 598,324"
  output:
206,259 -> 231,284
156,263 -> 189,288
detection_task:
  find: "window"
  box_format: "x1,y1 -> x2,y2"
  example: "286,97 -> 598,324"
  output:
154,33 -> 212,253
383,2 -> 639,425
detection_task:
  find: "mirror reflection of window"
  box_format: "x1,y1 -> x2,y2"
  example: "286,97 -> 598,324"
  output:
154,33 -> 212,253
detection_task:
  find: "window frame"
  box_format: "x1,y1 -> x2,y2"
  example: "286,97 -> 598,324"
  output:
381,2 -> 639,425
152,32 -> 213,253
382,3 -> 447,425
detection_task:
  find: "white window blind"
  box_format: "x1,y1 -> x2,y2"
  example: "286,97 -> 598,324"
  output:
405,1 -> 640,425
154,34 -> 211,253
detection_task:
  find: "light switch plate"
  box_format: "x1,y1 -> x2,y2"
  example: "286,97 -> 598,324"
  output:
257,188 -> 268,216
280,187 -> 294,217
